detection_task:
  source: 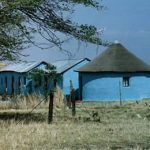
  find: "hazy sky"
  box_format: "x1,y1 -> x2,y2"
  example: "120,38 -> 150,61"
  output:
22,0 -> 150,64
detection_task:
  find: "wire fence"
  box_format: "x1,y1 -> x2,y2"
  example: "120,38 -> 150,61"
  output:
0,89 -> 93,126
16,97 -> 46,125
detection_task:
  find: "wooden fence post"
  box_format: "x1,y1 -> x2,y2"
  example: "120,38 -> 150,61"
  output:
71,88 -> 76,117
67,80 -> 73,108
48,91 -> 54,124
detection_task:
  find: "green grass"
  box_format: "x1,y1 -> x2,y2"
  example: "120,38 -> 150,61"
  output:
0,100 -> 150,150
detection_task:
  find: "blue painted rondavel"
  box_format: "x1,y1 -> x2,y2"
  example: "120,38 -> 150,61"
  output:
77,43 -> 150,101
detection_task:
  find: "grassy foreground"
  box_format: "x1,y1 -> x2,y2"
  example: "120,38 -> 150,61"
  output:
0,100 -> 150,150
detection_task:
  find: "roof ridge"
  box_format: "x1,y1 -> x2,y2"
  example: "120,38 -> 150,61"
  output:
52,57 -> 89,62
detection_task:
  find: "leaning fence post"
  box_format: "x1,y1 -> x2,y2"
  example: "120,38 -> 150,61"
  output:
48,90 -> 54,124
71,88 -> 76,116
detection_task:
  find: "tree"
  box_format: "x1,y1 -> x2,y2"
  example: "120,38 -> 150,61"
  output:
0,0 -> 104,61
29,64 -> 59,100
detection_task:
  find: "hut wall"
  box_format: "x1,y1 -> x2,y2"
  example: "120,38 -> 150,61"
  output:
0,62 -> 52,96
0,72 -> 51,96
80,72 -> 150,101
0,72 -> 26,95
62,59 -> 90,96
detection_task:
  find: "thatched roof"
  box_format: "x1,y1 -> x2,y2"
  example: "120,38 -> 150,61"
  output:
77,43 -> 150,73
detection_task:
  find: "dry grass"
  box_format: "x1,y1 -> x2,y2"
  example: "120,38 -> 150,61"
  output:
0,94 -> 48,110
0,86 -> 64,110
0,100 -> 150,150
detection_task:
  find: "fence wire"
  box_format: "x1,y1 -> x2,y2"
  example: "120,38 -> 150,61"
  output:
16,97 -> 47,125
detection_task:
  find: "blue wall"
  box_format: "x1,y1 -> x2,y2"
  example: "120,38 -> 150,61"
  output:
62,60 -> 90,96
0,63 -> 53,96
0,72 -> 27,95
80,72 -> 150,101
0,72 -> 53,96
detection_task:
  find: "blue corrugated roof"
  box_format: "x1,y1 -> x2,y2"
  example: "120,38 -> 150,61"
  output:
0,61 -> 48,73
52,58 -> 90,73
0,58 -> 90,73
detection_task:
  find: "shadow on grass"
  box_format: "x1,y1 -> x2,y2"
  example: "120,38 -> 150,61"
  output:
0,112 -> 47,123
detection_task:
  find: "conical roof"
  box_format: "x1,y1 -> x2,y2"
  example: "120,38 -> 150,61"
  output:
77,43 -> 150,72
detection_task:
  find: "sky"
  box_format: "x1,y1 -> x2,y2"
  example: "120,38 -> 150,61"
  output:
22,0 -> 150,64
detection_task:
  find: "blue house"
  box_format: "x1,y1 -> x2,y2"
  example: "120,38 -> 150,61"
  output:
52,58 -> 90,97
77,43 -> 150,101
0,61 -> 52,95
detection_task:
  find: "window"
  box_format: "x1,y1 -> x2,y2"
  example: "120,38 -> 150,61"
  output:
1,78 -> 2,84
18,76 -> 21,94
54,79 -> 57,87
123,77 -> 130,87
18,76 -> 21,87
5,77 -> 7,93
12,76 -> 14,94
24,77 -> 26,85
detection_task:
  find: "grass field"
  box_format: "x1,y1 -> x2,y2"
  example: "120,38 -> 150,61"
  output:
0,100 -> 150,150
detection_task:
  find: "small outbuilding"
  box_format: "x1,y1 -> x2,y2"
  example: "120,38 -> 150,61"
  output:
0,61 -> 51,95
77,43 -> 150,101
52,58 -> 90,97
